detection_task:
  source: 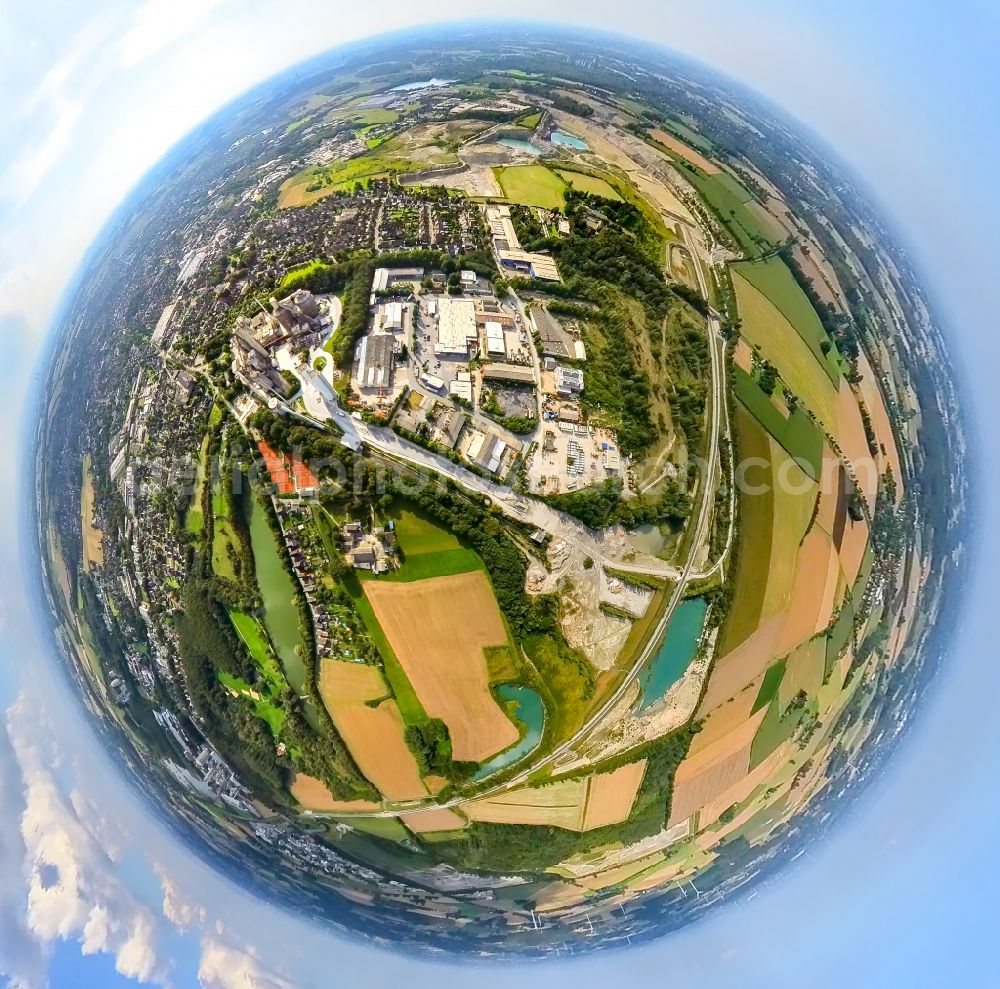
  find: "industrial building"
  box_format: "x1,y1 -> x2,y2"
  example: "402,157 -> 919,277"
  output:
484,320 -> 507,358
354,332 -> 396,390
555,365 -> 584,396
372,266 -> 424,293
484,204 -> 561,282
450,371 -> 473,403
466,429 -> 509,475
483,363 -> 535,386
531,306 -> 586,361
434,297 -> 479,355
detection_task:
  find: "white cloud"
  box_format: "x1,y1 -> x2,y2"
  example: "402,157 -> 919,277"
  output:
0,717 -> 45,989
9,694 -> 172,986
120,0 -> 235,68
197,936 -> 297,989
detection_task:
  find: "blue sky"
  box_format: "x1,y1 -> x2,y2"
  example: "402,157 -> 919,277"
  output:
1,2 -> 998,986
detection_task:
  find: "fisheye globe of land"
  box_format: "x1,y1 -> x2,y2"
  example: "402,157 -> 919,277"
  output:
38,28 -> 961,956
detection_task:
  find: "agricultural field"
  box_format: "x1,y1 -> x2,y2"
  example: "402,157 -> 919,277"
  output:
290,774 -> 380,813
462,761 -> 647,832
553,168 -> 622,201
682,168 -> 783,257
318,659 -> 427,801
363,572 -> 518,763
648,129 -> 720,174
80,454 -> 104,571
733,258 -> 845,384
494,164 -> 568,209
732,269 -> 840,435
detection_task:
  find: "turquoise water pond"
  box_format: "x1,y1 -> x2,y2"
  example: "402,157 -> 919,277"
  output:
473,685 -> 545,780
500,137 -> 543,156
550,130 -> 589,150
637,597 -> 708,712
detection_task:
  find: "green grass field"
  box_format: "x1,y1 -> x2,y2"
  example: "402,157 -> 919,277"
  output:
328,106 -> 399,126
733,258 -> 844,384
749,697 -> 808,769
683,168 -> 778,258
340,816 -> 410,840
718,406 -> 775,655
278,258 -> 329,293
734,368 -> 824,479
211,476 -> 237,580
753,659 -> 788,714
554,169 -> 622,201
495,164 -> 567,209
217,671 -> 286,736
229,610 -> 286,692
733,271 -> 840,436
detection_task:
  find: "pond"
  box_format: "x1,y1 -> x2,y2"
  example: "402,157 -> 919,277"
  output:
630,522 -> 668,557
499,137 -> 543,156
247,493 -> 307,693
637,597 -> 708,712
550,130 -> 589,150
472,685 -> 545,781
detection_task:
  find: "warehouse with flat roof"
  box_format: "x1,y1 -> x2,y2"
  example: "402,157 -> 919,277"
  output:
434,297 -> 478,355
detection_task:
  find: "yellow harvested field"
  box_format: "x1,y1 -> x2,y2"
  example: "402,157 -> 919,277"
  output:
582,762 -> 649,831
733,338 -> 753,373
698,611 -> 786,715
535,883 -> 590,914
81,457 -> 104,571
424,775 -> 449,795
330,700 -> 426,801
363,572 -> 517,763
576,853 -> 666,892
857,350 -> 903,502
816,447 -> 843,535
733,271 -> 839,435
290,774 -> 380,813
668,707 -> 768,826
776,528 -> 842,656
836,381 -> 879,508
462,761 -> 646,833
762,437 -> 818,621
779,636 -> 826,709
690,678 -> 762,756
319,659 -> 387,706
838,515 -> 870,587
649,128 -> 720,173
697,742 -> 795,831
401,807 -> 468,834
